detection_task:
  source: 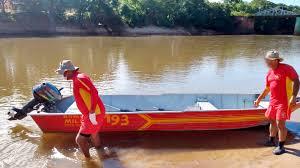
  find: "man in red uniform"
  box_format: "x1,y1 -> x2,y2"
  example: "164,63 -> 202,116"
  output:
255,50 -> 299,155
56,60 -> 106,158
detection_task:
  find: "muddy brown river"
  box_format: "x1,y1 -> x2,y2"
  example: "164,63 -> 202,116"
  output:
1,36 -> 300,168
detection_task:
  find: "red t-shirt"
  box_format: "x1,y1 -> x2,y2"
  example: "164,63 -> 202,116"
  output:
266,63 -> 298,106
72,72 -> 105,122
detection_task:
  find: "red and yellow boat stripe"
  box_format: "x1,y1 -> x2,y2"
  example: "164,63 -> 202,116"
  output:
137,113 -> 266,130
31,109 -> 267,133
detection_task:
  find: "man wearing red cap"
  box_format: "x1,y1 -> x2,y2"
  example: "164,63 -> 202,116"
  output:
56,60 -> 106,158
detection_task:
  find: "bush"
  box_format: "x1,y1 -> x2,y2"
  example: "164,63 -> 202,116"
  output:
0,0 -> 299,33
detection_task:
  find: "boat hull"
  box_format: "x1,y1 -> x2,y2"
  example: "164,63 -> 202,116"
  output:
30,109 -> 267,133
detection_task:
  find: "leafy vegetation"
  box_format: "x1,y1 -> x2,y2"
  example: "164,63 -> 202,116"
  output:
1,0 -> 299,32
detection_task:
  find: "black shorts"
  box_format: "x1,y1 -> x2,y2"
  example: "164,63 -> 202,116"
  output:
80,133 -> 91,138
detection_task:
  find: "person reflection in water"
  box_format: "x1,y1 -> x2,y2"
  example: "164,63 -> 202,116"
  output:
56,60 -> 106,158
254,50 -> 299,155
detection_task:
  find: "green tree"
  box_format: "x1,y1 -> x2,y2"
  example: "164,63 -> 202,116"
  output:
207,2 -> 234,31
0,0 -> 9,14
249,0 -> 276,12
2,0 -> 298,34
224,0 -> 243,4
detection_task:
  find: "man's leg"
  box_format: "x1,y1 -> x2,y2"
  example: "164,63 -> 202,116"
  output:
273,120 -> 287,155
265,119 -> 277,146
277,120 -> 287,142
269,119 -> 278,137
91,132 -> 112,157
91,133 -> 101,149
76,133 -> 91,158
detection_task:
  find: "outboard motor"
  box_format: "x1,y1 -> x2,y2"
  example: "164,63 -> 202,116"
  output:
8,82 -> 62,120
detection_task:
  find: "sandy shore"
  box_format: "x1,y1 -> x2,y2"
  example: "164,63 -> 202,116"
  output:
6,119 -> 300,168
101,128 -> 300,168
97,110 -> 300,168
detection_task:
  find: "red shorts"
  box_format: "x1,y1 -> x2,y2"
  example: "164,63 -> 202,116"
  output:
265,105 -> 289,121
79,116 -> 102,135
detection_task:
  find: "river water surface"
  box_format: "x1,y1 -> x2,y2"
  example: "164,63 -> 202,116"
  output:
1,36 -> 300,168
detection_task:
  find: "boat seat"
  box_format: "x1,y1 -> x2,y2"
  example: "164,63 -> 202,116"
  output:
196,101 -> 218,110
185,101 -> 218,111
259,101 -> 269,109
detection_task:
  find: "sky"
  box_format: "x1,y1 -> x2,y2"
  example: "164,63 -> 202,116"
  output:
208,0 -> 300,6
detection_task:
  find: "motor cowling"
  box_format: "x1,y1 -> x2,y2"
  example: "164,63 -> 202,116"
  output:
8,82 -> 62,120
32,82 -> 62,103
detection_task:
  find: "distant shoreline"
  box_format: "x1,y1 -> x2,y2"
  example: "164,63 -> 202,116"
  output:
0,25 -> 297,38
0,13 -> 298,38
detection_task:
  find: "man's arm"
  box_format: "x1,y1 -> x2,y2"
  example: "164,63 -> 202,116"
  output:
90,84 -> 99,113
77,75 -> 98,113
293,79 -> 299,97
290,78 -> 299,107
79,76 -> 99,125
254,87 -> 270,107
83,77 -> 98,113
286,65 -> 299,107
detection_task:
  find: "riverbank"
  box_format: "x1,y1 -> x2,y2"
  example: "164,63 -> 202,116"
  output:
0,20 -> 298,38
0,13 -> 299,37
0,25 -> 296,38
107,129 -> 300,168
0,24 -> 238,37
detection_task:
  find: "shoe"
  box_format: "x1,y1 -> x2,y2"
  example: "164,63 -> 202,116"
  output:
264,140 -> 276,147
273,146 -> 285,155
